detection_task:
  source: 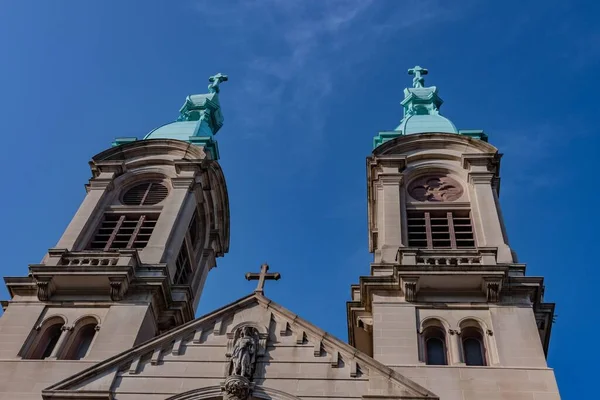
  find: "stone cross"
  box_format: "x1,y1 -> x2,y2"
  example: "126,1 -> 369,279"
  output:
408,65 -> 428,88
245,263 -> 280,294
208,72 -> 229,93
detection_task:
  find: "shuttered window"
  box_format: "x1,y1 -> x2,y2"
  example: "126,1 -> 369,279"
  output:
87,214 -> 158,251
407,210 -> 475,249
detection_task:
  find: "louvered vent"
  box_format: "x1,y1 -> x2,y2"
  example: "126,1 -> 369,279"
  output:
122,182 -> 168,206
88,214 -> 158,251
407,210 -> 475,249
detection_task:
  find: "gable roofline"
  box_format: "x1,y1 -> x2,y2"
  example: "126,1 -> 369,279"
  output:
255,295 -> 438,398
43,293 -> 438,399
43,293 -> 256,393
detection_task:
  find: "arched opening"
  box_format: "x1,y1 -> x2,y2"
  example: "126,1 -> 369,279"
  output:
70,323 -> 97,360
422,326 -> 447,365
461,327 -> 486,366
29,322 -> 64,360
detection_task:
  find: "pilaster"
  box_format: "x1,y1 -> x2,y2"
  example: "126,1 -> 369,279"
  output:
369,155 -> 407,264
463,155 -> 513,263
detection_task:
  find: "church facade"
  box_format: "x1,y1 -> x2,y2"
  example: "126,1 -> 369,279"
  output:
0,68 -> 561,400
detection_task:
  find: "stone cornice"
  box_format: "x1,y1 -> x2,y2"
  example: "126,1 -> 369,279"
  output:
6,249 -> 198,330
346,261 -> 550,349
468,172 -> 496,185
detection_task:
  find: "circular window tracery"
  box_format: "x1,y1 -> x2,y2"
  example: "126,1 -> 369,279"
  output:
122,182 -> 169,206
408,175 -> 463,202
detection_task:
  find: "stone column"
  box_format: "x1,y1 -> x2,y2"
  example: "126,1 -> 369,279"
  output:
448,330 -> 463,365
47,325 -> 72,360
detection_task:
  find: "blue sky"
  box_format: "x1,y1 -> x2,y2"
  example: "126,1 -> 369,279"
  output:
0,1 -> 598,398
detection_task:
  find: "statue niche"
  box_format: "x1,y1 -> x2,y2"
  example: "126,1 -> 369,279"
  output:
222,325 -> 261,400
229,326 -> 259,378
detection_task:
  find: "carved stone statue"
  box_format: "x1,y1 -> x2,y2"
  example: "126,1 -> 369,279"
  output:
223,326 -> 259,400
230,326 -> 257,378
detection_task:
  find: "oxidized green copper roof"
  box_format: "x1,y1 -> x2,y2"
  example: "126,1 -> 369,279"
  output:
113,73 -> 229,160
373,66 -> 487,148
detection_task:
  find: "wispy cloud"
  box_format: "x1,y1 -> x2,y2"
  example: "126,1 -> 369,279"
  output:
191,0 -> 463,173
494,121 -> 590,195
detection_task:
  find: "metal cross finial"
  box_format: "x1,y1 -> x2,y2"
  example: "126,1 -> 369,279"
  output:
408,65 -> 428,88
208,72 -> 229,93
245,263 -> 281,294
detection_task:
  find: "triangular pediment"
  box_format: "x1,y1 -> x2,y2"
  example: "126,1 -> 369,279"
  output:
43,293 -> 438,400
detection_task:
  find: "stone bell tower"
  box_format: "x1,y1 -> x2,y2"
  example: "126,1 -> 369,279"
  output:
0,72 -> 230,379
347,67 -> 560,398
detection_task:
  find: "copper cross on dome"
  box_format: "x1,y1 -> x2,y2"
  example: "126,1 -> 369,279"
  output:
408,65 -> 428,88
208,72 -> 229,93
245,263 -> 281,294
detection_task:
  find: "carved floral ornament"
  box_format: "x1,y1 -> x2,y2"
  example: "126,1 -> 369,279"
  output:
408,175 -> 464,202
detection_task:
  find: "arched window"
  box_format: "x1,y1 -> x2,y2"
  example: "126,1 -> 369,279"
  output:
60,318 -> 99,360
461,327 -> 486,366
26,320 -> 65,360
422,326 -> 447,365
71,324 -> 97,360
87,180 -> 169,251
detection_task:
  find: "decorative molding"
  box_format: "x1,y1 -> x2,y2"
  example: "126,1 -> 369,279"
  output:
108,278 -> 128,301
313,338 -> 323,357
278,320 -> 288,336
150,348 -> 162,365
221,376 -> 254,400
36,278 -> 55,301
408,175 -> 463,202
193,328 -> 203,344
403,279 -> 419,302
172,338 -> 183,355
330,350 -> 340,367
484,279 -> 502,303
350,360 -> 358,377
213,318 -> 223,336
468,172 -> 495,185
295,329 -> 306,344
128,356 -> 141,374
171,177 -> 195,190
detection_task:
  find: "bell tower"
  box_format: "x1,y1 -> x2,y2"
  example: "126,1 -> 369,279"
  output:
0,74 -> 230,367
348,67 -> 559,397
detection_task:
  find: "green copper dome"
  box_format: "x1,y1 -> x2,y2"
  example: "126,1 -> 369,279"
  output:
113,73 -> 229,160
373,66 -> 487,148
